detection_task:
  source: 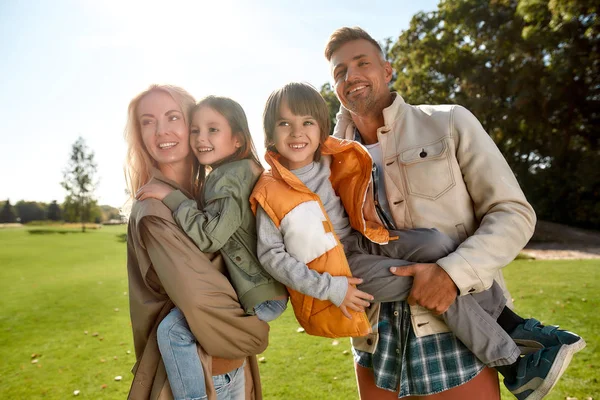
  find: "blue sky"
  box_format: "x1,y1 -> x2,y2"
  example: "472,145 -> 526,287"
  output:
0,0 -> 439,207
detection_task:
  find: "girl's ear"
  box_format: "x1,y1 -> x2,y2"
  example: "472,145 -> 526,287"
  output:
234,134 -> 243,149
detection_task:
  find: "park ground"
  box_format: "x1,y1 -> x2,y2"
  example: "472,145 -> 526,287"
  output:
0,224 -> 597,399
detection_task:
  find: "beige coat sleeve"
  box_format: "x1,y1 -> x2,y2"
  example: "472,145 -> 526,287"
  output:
436,106 -> 537,295
139,216 -> 270,358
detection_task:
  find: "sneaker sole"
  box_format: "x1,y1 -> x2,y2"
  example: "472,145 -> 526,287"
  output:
518,337 -> 586,355
524,343 -> 581,400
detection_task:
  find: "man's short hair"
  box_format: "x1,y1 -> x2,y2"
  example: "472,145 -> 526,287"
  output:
324,26 -> 383,61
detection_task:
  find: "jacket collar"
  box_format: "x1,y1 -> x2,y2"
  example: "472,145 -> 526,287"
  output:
149,167 -> 194,199
264,136 -> 367,191
333,92 -> 407,139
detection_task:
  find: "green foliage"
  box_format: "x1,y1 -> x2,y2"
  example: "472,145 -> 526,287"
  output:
61,137 -> 98,232
0,199 -> 17,223
15,200 -> 46,223
320,83 -> 341,135
388,0 -> 599,228
46,200 -> 62,221
0,227 -> 598,399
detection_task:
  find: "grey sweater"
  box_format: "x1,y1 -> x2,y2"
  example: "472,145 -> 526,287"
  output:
256,156 -> 352,306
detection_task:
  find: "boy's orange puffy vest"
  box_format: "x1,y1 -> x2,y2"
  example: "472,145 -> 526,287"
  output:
250,136 -> 391,338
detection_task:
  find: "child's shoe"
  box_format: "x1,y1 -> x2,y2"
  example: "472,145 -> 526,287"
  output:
505,345 -> 573,400
510,318 -> 585,354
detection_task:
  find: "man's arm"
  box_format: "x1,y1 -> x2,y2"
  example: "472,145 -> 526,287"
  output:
139,216 -> 269,358
437,105 -> 536,295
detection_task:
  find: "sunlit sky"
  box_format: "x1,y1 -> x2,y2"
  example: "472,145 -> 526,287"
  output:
0,0 -> 439,208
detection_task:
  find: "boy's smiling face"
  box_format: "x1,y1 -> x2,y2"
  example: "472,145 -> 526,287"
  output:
273,101 -> 321,170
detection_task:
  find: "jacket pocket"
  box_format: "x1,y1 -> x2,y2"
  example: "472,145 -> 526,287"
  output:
223,240 -> 263,277
400,139 -> 455,200
409,305 -> 451,337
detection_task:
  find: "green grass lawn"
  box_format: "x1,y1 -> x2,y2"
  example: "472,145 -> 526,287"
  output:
0,226 -> 597,399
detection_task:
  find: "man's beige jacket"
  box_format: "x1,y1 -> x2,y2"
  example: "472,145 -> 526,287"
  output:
127,170 -> 270,399
334,94 -> 536,352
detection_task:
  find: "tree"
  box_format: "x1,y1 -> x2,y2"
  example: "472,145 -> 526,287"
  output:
46,200 -> 62,221
61,137 -> 98,232
0,199 -> 17,223
387,0 -> 599,228
320,83 -> 341,135
15,201 -> 46,223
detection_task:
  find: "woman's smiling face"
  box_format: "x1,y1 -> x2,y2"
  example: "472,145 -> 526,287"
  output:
137,90 -> 191,168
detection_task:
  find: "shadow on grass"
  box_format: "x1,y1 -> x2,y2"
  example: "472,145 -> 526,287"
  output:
28,229 -> 83,235
116,233 -> 127,243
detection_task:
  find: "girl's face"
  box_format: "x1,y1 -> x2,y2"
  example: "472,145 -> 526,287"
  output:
189,106 -> 242,166
273,101 -> 321,170
137,90 -> 191,169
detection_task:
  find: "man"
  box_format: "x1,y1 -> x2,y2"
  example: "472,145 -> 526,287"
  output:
325,27 -> 538,398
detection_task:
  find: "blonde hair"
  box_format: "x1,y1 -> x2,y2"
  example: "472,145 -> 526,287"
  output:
191,96 -> 262,194
324,26 -> 383,61
123,84 -> 196,199
263,82 -> 330,161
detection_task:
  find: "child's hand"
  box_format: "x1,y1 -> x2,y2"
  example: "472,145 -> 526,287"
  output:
136,182 -> 174,201
339,277 -> 374,320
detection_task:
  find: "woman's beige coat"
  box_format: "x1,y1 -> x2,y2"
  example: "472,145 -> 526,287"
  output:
127,170 -> 270,399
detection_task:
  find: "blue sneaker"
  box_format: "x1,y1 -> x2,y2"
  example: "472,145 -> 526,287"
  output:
505,345 -> 574,400
511,318 -> 585,355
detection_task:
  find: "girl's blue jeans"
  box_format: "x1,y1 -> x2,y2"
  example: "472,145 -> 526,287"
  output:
157,301 -> 286,399
157,307 -> 246,400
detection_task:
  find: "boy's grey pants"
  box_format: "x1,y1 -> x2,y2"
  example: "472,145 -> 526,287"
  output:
341,228 -> 520,367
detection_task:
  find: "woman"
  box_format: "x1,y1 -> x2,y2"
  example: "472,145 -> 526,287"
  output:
124,84 -> 269,400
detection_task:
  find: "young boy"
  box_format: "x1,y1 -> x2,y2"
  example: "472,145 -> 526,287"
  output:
250,82 -> 585,400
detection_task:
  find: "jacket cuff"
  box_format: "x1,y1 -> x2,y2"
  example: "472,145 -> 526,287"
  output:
163,190 -> 189,212
436,252 -> 485,296
329,276 -> 349,307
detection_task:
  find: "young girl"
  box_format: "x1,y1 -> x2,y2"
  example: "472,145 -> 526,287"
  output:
136,95 -> 288,400
249,82 -> 584,399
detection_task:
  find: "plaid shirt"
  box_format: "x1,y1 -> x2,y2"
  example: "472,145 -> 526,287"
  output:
353,128 -> 485,397
354,302 -> 485,397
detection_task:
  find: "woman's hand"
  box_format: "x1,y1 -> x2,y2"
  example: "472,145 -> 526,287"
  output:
339,277 -> 374,319
136,182 -> 174,201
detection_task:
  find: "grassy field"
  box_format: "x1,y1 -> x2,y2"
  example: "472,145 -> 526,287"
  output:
0,225 -> 597,399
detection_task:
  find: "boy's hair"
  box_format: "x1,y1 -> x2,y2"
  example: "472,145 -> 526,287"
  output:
324,26 -> 384,61
124,84 -> 196,199
263,82 -> 330,162
191,96 -> 262,196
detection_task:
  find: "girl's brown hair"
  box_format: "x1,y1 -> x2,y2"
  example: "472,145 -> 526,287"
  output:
263,82 -> 330,162
191,96 -> 262,195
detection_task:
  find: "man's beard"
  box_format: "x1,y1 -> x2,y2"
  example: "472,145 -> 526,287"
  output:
345,89 -> 380,117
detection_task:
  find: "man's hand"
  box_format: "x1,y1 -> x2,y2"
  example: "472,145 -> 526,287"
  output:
136,182 -> 174,201
390,263 -> 458,315
339,277 -> 374,319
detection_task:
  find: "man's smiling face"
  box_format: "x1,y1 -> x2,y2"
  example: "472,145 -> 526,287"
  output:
329,39 -> 393,116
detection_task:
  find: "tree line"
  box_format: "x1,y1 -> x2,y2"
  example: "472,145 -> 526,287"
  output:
0,199 -> 121,225
321,0 -> 598,229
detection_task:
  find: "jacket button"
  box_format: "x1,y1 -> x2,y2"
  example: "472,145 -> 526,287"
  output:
468,288 -> 476,293
419,149 -> 427,158
366,338 -> 373,346
235,256 -> 242,262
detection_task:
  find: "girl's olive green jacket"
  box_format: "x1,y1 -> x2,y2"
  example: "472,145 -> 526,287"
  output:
163,159 -> 287,314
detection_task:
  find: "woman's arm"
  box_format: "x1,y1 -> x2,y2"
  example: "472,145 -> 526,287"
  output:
139,215 -> 269,358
